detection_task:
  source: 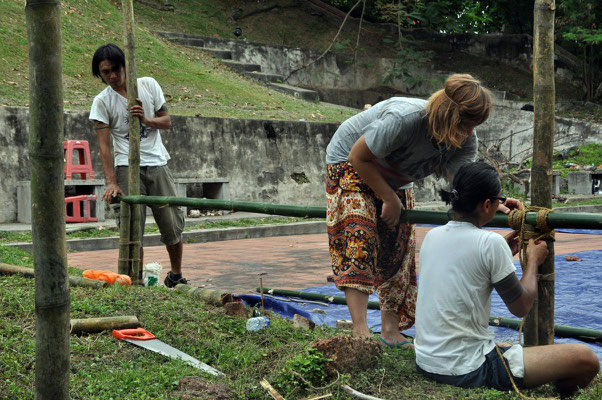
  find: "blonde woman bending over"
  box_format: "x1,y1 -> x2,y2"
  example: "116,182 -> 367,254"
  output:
325,74 -> 522,348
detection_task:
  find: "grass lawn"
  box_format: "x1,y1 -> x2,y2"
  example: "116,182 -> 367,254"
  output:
1,244 -> 601,399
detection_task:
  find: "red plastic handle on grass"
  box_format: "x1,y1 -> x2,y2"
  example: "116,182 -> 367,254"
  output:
112,327 -> 156,341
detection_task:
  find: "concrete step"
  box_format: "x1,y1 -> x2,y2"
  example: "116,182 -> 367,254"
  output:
155,31 -> 202,40
6,221 -> 327,253
243,71 -> 285,83
202,48 -> 232,60
268,83 -> 319,102
221,60 -> 261,73
168,37 -> 205,47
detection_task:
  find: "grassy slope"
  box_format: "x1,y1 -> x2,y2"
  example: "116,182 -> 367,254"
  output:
131,0 -> 394,57
0,0 -> 355,122
106,0 -> 602,123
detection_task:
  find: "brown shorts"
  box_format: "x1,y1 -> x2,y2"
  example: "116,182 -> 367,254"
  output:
114,165 -> 184,246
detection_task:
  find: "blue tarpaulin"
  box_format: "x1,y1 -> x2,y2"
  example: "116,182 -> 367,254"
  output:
237,250 -> 602,362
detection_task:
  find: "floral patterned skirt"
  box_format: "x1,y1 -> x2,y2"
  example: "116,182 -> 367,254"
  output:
326,162 -> 417,330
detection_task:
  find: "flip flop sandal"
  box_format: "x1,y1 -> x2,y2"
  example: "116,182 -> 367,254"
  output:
379,336 -> 413,348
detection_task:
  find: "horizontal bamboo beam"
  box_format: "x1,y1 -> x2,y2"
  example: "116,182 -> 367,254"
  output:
118,195 -> 602,230
258,287 -> 602,343
489,316 -> 601,344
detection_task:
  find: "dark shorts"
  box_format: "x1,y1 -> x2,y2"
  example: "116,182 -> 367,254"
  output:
114,165 -> 184,246
415,346 -> 525,391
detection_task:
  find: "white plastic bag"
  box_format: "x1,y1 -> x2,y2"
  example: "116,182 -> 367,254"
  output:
143,262 -> 162,286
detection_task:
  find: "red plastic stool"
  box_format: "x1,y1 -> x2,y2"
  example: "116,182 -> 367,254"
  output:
64,140 -> 94,180
65,195 -> 98,223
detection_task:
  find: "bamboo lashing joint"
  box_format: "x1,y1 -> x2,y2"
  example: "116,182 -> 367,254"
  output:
508,206 -> 555,274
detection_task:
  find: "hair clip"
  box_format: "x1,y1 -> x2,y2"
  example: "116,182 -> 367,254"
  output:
450,189 -> 459,201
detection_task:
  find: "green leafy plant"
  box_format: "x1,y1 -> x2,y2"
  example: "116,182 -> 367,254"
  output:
524,143 -> 602,178
273,348 -> 331,396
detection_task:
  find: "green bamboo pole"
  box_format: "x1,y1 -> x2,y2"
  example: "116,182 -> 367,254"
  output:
70,316 -> 140,335
122,0 -> 141,283
117,195 -> 602,230
118,201 -> 131,275
25,1 -> 70,398
529,0 -> 557,347
0,263 -> 108,289
489,317 -> 601,344
257,288 -> 602,343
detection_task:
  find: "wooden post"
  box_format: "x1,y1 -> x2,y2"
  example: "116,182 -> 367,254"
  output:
25,1 -> 70,398
527,0 -> 556,346
122,0 -> 142,282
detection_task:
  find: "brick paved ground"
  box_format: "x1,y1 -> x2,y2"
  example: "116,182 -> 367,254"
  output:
67,227 -> 602,295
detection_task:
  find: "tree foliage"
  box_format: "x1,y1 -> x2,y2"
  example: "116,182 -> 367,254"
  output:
556,0 -> 601,101
323,0 -> 601,100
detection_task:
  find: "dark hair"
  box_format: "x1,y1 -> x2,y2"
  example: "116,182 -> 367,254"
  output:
92,44 -> 125,83
439,162 -> 501,214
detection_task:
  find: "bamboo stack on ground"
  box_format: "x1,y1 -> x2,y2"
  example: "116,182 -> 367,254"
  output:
0,263 -> 109,289
70,316 -> 140,334
175,284 -> 234,306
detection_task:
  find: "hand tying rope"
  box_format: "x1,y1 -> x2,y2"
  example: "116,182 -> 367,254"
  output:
508,206 -> 555,281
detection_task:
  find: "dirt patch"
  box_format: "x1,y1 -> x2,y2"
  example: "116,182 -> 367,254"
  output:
174,376 -> 232,400
312,335 -> 382,376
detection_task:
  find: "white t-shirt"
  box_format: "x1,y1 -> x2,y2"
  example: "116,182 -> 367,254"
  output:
89,77 -> 170,167
415,221 -> 517,376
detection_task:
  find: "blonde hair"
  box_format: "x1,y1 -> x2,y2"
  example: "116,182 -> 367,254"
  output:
426,74 -> 492,149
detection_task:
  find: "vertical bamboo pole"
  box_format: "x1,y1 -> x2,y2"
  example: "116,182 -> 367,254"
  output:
122,0 -> 141,282
25,1 -> 70,398
118,201 -> 131,275
527,0 -> 556,346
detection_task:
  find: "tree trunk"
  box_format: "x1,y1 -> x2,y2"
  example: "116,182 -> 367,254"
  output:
528,0 -> 556,346
25,1 -> 70,398
122,0 -> 142,282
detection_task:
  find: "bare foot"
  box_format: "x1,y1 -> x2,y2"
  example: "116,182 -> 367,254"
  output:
352,326 -> 372,339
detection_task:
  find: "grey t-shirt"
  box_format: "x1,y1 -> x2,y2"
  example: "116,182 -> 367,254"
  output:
326,97 -> 477,188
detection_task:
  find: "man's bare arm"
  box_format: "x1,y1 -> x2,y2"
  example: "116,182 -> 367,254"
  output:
494,239 -> 549,317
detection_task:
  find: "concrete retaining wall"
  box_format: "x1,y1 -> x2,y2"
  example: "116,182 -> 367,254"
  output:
1,105 -> 600,222
477,101 -> 602,167
187,34 -> 443,96
0,106 -> 338,223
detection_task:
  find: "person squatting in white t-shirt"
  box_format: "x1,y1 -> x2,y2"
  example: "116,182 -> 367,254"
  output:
89,43 -> 187,288
416,161 -> 599,396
